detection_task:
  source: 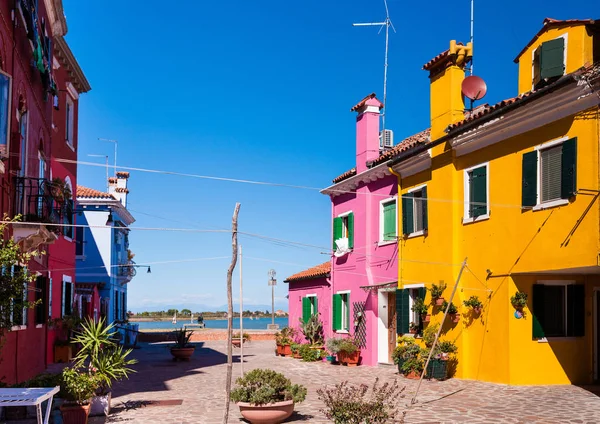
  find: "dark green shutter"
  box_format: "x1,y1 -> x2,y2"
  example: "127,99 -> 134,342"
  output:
567,284 -> 585,337
347,213 -> 354,249
402,194 -> 414,235
540,38 -> 565,80
332,294 -> 342,331
418,287 -> 427,303
333,217 -> 342,249
302,297 -> 311,323
533,47 -> 541,86
561,138 -> 577,199
383,201 -> 396,241
522,151 -> 538,208
396,289 -> 409,334
346,293 -> 351,331
532,284 -> 545,339
470,166 -> 487,218
421,187 -> 428,231
313,296 -> 318,315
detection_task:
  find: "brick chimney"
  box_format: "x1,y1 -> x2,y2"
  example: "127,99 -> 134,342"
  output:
423,41 -> 472,141
109,172 -> 130,207
351,93 -> 383,173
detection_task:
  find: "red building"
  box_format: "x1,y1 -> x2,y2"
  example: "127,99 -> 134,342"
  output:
0,0 -> 89,384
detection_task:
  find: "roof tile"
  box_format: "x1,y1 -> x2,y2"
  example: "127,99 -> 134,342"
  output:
77,185 -> 116,200
350,93 -> 383,112
284,262 -> 331,283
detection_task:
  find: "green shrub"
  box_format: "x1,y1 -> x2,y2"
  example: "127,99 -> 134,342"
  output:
422,323 -> 439,348
290,343 -> 301,354
430,282 -> 446,299
233,332 -> 250,341
325,337 -> 345,355
275,327 -> 296,345
61,368 -> 101,405
230,369 -> 306,405
511,292 -> 528,308
299,344 -> 323,362
317,378 -> 405,424
338,338 -> 359,354
463,295 -> 483,309
441,301 -> 458,314
410,297 -> 428,314
401,357 -> 424,375
392,340 -> 422,366
435,340 -> 458,355
172,328 -> 194,348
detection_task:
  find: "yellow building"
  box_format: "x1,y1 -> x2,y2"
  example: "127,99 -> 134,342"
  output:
390,18 -> 600,384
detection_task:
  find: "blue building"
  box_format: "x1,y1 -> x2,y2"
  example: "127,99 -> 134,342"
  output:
75,172 -> 135,325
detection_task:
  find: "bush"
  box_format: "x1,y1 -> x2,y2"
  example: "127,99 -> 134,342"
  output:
422,323 -> 439,348
441,301 -> 458,314
430,282 -> 446,300
392,339 -> 422,366
410,297 -> 428,315
317,378 -> 406,424
299,344 -> 323,362
463,295 -> 483,309
290,343 -> 301,354
401,357 -> 424,375
436,340 -> 458,355
230,369 -> 307,405
275,327 -> 296,345
61,367 -> 101,405
325,337 -> 345,355
511,292 -> 528,308
300,314 -> 324,346
233,332 -> 251,341
338,338 -> 359,354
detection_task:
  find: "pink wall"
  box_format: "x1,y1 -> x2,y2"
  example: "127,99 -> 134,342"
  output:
287,277 -> 331,343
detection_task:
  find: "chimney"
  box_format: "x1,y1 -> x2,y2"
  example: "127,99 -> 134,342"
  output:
423,41 -> 472,141
351,93 -> 383,173
109,172 -> 130,207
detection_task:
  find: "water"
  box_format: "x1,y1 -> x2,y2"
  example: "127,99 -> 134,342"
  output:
134,316 -> 288,331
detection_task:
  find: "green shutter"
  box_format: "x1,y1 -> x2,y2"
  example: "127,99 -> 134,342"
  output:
313,296 -> 318,316
540,38 -> 565,80
522,151 -> 538,208
347,213 -> 354,249
383,201 -> 397,241
346,293 -> 351,331
470,166 -> 487,218
421,187 -> 428,231
302,297 -> 311,323
333,217 -> 343,249
561,138 -> 577,199
418,287 -> 427,303
532,284 -> 545,339
396,289 -> 409,334
332,294 -> 342,331
567,284 -> 585,337
402,194 -> 414,235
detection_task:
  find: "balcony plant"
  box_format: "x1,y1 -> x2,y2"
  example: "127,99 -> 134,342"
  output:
50,177 -> 72,203
299,313 -> 324,347
411,297 -> 430,322
230,368 -> 307,424
337,338 -> 361,367
430,282 -> 447,305
59,367 -> 101,424
511,292 -> 528,311
442,301 -> 460,323
463,295 -> 483,314
274,327 -> 296,357
170,328 -> 195,361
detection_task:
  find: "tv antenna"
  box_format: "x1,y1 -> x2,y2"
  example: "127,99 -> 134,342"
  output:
470,0 -> 474,75
353,0 -> 396,135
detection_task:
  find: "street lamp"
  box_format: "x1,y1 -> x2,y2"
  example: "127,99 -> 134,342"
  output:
267,269 -> 278,330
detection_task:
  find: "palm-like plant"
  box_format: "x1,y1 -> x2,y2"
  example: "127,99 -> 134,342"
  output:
93,345 -> 137,394
72,318 -> 116,367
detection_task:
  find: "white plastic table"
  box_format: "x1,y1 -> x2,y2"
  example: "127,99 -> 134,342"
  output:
0,386 -> 59,424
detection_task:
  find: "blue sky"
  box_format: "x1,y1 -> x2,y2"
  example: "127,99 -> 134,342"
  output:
63,1 -> 597,312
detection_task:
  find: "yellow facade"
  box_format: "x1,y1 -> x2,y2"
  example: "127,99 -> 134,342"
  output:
395,21 -> 600,384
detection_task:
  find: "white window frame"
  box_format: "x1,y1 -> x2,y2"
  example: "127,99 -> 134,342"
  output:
61,275 -> 73,317
305,294 -> 317,315
531,33 -> 568,91
536,280 -> 576,342
532,136 -> 569,211
0,69 -> 13,172
65,95 -> 75,150
379,196 -> 398,245
407,184 -> 427,238
404,283 -> 425,328
463,162 -> 490,224
337,210 -> 352,241
17,111 -> 28,178
336,290 -> 351,333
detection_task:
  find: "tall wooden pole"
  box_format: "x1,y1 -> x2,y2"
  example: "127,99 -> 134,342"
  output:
239,244 -> 244,376
223,203 -> 240,424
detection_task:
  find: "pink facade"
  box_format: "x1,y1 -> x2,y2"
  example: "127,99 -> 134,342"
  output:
287,275 -> 331,344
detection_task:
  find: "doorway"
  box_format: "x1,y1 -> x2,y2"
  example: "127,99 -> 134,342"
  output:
377,289 -> 396,364
387,291 -> 397,363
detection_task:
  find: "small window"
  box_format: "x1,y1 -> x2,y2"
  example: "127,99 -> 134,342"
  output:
333,212 -> 354,250
532,282 -> 584,339
66,96 -> 74,146
402,186 -> 428,236
533,37 -> 565,89
381,199 -> 397,242
62,280 -> 73,316
0,70 -> 12,159
408,288 -> 421,327
464,164 -> 488,221
333,292 -> 350,332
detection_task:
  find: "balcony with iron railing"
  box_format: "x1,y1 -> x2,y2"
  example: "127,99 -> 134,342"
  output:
117,261 -> 137,282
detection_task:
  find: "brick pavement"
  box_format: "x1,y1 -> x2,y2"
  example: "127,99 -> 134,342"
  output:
94,340 -> 600,424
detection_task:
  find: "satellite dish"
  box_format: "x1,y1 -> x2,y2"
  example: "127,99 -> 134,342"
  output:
462,75 -> 487,101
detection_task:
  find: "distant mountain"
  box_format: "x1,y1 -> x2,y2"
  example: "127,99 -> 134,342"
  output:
129,301 -> 288,314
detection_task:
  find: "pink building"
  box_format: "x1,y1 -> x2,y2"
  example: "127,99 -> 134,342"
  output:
285,93 -> 429,366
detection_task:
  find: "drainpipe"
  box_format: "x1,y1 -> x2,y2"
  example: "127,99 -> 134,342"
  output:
389,167 -> 402,288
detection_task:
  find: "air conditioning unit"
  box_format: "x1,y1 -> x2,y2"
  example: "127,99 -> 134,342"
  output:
379,129 -> 394,149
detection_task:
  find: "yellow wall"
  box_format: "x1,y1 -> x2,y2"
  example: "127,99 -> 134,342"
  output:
398,23 -> 600,385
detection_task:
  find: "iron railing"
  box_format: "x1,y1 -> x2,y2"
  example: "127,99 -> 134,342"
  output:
13,177 -> 64,231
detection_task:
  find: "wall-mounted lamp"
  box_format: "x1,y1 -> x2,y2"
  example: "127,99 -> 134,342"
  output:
106,211 -> 114,225
147,266 -> 151,274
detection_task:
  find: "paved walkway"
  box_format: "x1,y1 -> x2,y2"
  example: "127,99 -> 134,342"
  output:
94,340 -> 600,424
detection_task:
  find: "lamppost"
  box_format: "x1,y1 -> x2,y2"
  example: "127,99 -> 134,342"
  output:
267,269 -> 278,330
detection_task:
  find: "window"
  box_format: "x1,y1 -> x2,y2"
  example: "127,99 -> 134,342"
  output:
37,152 -> 46,215
0,70 -> 12,159
302,295 -> 318,323
62,279 -> 73,316
35,276 -> 47,325
396,286 -> 426,334
380,198 -> 397,242
75,225 -> 85,256
532,282 -> 584,339
18,112 -> 28,178
533,37 -> 565,89
333,212 -> 354,250
121,292 -> 126,320
66,96 -> 74,147
402,186 -> 428,236
63,177 -> 74,239
464,163 -> 489,222
522,137 -> 577,209
333,292 -> 350,332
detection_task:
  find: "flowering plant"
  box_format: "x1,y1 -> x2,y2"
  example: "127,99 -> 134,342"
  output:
61,367 -> 101,405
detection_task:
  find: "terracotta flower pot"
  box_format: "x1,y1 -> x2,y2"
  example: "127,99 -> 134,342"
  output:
281,344 -> 292,357
340,349 -> 360,367
421,313 -> 431,322
292,351 -> 302,359
473,307 -> 482,315
60,402 -> 91,424
170,347 -> 195,361
237,400 -> 294,424
405,371 -> 421,380
409,328 -> 417,334
435,297 -> 445,306
450,313 -> 460,323
275,344 -> 282,356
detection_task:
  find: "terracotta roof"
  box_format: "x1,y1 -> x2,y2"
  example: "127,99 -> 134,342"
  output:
331,129 -> 430,183
116,171 -> 130,178
284,262 -> 331,283
76,186 -> 116,200
108,177 -> 117,184
422,42 -> 465,71
350,93 -> 383,112
514,18 -> 597,63
115,187 -> 129,193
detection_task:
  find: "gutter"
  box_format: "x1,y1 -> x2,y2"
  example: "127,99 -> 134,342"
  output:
386,74 -> 577,168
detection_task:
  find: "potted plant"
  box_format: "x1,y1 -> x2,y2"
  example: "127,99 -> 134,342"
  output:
290,343 -> 302,359
411,297 -> 430,323
50,177 -> 72,203
299,343 -> 323,362
299,313 -> 324,347
426,340 -> 458,380
274,327 -> 295,357
325,337 -> 345,364
442,301 -> 460,323
409,322 -> 419,334
337,338 -> 361,366
463,295 -> 483,314
430,282 -> 446,306
170,328 -> 195,361
232,332 -> 250,347
52,316 -> 81,363
401,357 -> 424,379
230,368 -> 307,424
392,336 -> 418,373
511,291 -> 528,311
60,367 -> 101,424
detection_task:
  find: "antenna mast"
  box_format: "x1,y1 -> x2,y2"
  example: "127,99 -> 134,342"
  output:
353,0 -> 395,136
470,0 -> 474,75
